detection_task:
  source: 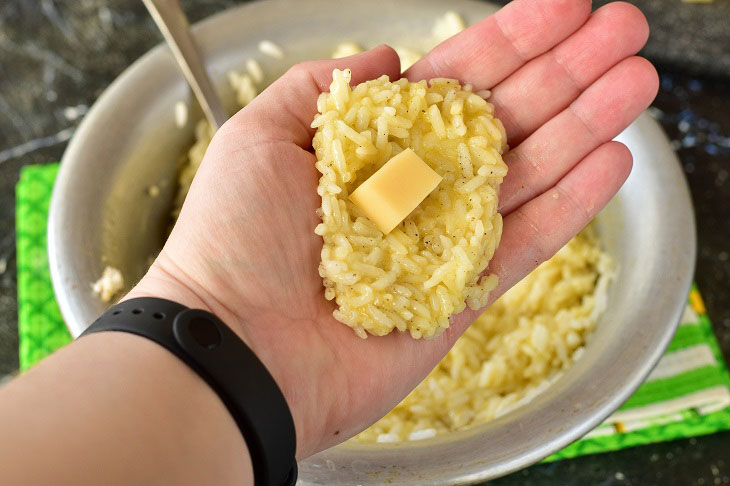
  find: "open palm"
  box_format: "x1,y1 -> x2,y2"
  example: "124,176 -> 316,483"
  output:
128,0 -> 658,458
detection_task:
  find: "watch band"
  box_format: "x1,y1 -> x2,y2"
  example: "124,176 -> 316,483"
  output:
81,297 -> 297,486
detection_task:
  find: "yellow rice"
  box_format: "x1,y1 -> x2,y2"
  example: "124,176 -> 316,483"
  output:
356,228 -> 612,442
312,69 -> 508,338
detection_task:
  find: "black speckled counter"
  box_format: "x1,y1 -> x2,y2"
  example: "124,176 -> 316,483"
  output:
0,1 -> 729,484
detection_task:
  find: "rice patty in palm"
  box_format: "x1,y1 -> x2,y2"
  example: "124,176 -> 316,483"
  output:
313,69 -> 508,339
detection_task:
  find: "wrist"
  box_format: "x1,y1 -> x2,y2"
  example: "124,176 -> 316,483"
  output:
0,330 -> 253,485
124,258 -> 219,318
88,297 -> 297,482
125,258 -> 316,458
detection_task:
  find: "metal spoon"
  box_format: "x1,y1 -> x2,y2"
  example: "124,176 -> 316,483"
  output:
142,0 -> 228,131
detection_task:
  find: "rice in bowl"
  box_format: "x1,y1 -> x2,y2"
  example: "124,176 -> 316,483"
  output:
356,227 -> 613,442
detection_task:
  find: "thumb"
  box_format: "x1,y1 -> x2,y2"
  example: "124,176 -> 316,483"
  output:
226,45 -> 402,148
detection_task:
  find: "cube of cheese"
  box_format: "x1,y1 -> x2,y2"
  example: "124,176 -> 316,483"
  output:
349,148 -> 442,234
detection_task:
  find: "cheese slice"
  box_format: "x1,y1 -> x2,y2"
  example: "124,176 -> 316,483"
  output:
349,148 -> 442,234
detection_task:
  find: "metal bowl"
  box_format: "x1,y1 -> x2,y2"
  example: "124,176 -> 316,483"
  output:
48,0 -> 696,483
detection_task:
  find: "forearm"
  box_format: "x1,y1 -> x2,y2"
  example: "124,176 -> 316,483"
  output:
0,332 -> 252,485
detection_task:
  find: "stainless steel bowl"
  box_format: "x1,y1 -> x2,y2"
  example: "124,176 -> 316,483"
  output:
48,0 -> 696,484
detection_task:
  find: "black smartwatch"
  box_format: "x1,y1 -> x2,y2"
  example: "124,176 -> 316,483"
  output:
81,297 -> 297,486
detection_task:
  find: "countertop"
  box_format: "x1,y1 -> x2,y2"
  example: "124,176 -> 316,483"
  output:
0,0 -> 728,484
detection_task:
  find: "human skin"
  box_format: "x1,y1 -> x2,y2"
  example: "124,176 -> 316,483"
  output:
0,0 -> 657,484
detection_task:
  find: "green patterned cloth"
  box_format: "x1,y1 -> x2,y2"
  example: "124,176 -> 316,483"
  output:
546,292 -> 730,460
15,164 -> 730,461
16,164 -> 72,369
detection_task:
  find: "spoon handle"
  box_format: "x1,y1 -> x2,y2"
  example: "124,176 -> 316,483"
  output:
142,0 -> 228,131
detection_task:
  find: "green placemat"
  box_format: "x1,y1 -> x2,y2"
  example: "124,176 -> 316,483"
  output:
16,164 -> 730,461
16,164 -> 72,369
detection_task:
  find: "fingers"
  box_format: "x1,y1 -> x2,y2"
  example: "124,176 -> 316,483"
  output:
405,0 -> 591,89
229,45 -> 401,148
491,2 -> 650,145
449,141 -> 633,334
499,56 -> 659,215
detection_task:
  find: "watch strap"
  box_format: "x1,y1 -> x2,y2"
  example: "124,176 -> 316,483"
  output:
81,297 -> 297,486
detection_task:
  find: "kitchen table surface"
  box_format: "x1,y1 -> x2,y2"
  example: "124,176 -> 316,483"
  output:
1,1 -> 729,484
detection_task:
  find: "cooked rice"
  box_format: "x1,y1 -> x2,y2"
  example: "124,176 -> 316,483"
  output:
258,39 -> 284,59
394,46 -> 422,71
173,118 -> 214,218
92,265 -> 124,303
174,100 -> 188,128
245,58 -> 264,84
228,71 -> 258,107
432,11 -> 466,43
312,69 -> 507,338
332,42 -> 363,59
355,228 -> 613,442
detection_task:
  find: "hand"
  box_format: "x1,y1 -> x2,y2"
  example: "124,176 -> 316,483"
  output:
127,0 -> 658,458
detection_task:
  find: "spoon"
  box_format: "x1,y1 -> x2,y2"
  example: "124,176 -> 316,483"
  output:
142,0 -> 228,131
